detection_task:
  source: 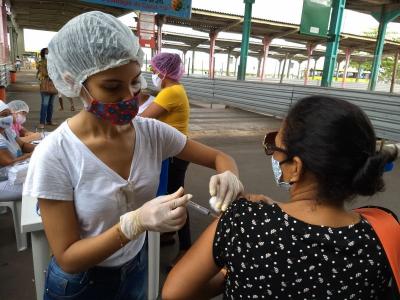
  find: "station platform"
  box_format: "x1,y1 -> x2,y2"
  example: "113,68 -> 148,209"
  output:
0,70 -> 399,299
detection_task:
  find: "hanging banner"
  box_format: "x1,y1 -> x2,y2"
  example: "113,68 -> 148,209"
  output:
82,0 -> 192,19
138,12 -> 156,48
300,0 -> 332,38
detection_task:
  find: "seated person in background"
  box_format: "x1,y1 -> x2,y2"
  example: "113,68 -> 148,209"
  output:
138,76 -> 156,115
8,100 -> 42,143
163,96 -> 396,300
0,101 -> 36,166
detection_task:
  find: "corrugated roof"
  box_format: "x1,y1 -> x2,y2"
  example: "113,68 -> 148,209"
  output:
191,8 -> 300,26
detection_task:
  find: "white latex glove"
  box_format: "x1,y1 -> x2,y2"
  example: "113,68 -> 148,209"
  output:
209,171 -> 244,213
120,187 -> 192,240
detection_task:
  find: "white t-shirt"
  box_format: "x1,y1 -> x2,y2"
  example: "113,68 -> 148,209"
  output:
0,128 -> 22,158
138,95 -> 155,115
23,117 -> 186,267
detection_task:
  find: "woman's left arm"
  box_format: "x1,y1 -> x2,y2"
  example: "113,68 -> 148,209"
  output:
16,137 -> 35,153
140,102 -> 167,119
162,218 -> 224,300
177,139 -> 243,212
176,139 -> 238,175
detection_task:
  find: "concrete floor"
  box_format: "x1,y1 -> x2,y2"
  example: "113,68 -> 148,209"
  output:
0,70 -> 399,299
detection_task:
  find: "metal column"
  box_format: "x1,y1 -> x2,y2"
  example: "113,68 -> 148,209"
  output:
0,3 -> 9,63
276,59 -> 283,78
226,48 -> 232,76
191,50 -> 195,74
335,60 -> 342,81
311,57 -> 318,80
390,51 -> 399,94
182,51 -> 187,73
257,56 -> 262,78
234,55 -> 239,77
280,53 -> 288,84
297,60 -> 303,79
156,15 -> 166,54
209,30 -> 218,79
237,0 -> 255,80
260,36 -> 271,81
304,43 -> 316,85
355,62 -> 362,83
286,57 -> 292,79
369,7 -> 400,91
341,48 -> 352,88
321,0 -> 346,87
16,28 -> 24,58
9,25 -> 16,64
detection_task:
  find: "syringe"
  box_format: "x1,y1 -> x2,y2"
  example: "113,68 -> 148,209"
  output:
188,200 -> 218,218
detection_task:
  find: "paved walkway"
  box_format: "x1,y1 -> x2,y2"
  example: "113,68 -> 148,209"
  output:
0,70 -> 399,299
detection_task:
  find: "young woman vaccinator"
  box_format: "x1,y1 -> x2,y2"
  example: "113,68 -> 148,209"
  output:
23,11 -> 243,300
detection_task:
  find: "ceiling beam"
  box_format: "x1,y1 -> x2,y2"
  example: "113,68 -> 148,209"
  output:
269,28 -> 299,40
215,18 -> 243,34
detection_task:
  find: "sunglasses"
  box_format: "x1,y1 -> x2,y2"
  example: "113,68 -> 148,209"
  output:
263,131 -> 293,165
262,131 -> 288,156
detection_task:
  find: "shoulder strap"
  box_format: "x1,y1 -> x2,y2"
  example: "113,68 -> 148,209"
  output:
355,207 -> 400,292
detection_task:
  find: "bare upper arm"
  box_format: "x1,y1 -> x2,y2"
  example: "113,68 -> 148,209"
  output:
175,139 -> 222,169
39,199 -> 81,264
162,218 -> 221,299
0,148 -> 15,166
140,102 -> 167,119
15,136 -> 35,153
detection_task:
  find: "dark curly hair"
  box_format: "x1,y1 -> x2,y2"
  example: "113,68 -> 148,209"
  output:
283,96 -> 391,203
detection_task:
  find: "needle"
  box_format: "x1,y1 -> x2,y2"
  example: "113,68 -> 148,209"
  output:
187,200 -> 218,218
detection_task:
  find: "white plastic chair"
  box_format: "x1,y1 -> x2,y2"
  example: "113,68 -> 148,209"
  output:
0,190 -> 28,251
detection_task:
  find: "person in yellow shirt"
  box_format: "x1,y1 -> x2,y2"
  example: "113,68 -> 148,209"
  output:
141,52 -> 191,267
141,53 -> 189,135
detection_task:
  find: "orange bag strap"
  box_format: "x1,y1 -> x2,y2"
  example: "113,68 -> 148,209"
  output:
355,207 -> 400,292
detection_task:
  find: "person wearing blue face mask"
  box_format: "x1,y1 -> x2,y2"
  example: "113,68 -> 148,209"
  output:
163,96 -> 398,300
0,100 -> 35,167
23,11 -> 244,300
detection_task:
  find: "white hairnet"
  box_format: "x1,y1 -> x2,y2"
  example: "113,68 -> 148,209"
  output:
7,100 -> 29,113
0,100 -> 9,112
47,11 -> 144,98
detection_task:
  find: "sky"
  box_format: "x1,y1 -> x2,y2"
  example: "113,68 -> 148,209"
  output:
22,0 -> 400,75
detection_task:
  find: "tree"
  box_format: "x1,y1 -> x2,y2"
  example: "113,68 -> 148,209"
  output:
349,30 -> 400,81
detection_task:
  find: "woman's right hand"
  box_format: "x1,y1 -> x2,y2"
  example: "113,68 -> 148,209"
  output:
245,193 -> 275,204
30,132 -> 43,140
120,187 -> 192,240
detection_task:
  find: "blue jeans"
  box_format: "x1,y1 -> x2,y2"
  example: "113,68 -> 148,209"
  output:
40,92 -> 55,124
44,242 -> 148,300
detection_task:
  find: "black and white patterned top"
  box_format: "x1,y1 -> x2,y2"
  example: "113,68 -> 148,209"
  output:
213,199 -> 391,300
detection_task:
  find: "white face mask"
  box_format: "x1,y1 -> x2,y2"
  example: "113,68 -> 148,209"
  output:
271,156 -> 291,191
0,115 -> 13,129
45,54 -> 48,59
151,73 -> 163,90
16,114 -> 26,125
